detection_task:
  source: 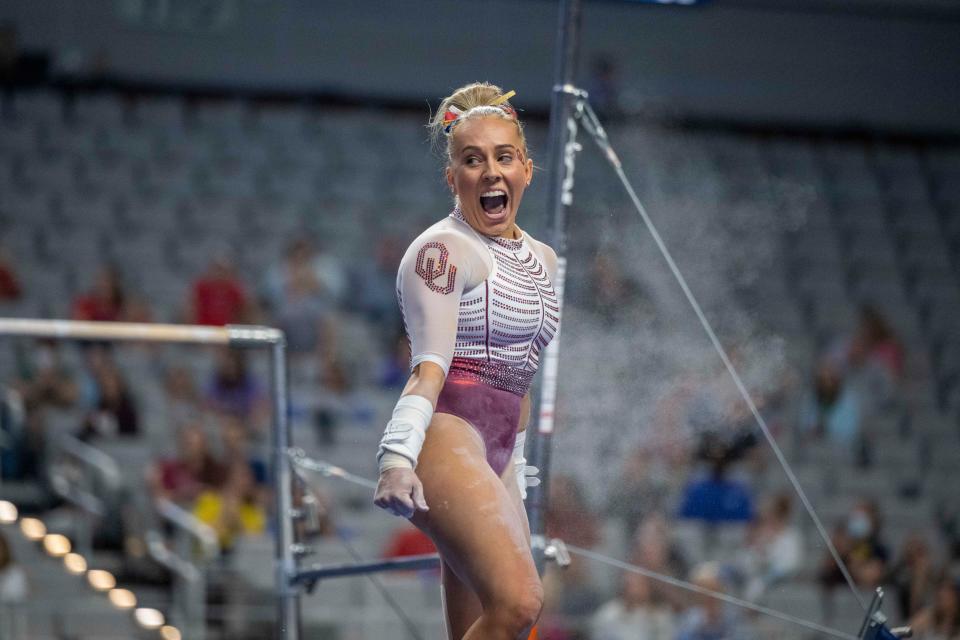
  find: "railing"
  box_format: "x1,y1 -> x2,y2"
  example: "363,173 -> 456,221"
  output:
147,498 -> 220,640
46,433 -> 122,557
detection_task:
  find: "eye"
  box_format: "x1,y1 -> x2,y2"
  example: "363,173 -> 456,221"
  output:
464,156 -> 482,167
498,153 -> 514,163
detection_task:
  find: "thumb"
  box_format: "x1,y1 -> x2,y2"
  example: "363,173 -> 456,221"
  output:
412,480 -> 429,512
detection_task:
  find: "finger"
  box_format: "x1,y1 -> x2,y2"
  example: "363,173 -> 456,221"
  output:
412,481 -> 429,512
392,495 -> 415,519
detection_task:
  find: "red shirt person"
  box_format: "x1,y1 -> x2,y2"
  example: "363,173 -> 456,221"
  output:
72,266 -> 127,321
190,255 -> 249,326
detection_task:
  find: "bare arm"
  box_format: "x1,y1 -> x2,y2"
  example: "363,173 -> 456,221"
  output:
400,361 -> 446,407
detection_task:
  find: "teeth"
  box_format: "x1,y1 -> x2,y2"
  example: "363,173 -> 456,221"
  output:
481,190 -> 506,198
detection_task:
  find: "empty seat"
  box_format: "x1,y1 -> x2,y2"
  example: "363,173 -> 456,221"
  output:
888,199 -> 941,234
900,231 -> 953,271
11,89 -> 63,124
844,230 -> 899,269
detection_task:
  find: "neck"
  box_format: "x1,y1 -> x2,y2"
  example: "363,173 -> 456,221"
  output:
498,224 -> 521,240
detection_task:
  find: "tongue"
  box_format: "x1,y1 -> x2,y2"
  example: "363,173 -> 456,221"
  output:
481,195 -> 507,213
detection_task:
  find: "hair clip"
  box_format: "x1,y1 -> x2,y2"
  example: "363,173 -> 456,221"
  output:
442,90 -> 518,135
442,105 -> 464,135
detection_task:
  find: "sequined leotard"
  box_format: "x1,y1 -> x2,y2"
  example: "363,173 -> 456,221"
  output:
397,208 -> 559,474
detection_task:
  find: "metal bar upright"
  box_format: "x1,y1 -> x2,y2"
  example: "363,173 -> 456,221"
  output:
528,0 -> 582,573
267,338 -> 300,640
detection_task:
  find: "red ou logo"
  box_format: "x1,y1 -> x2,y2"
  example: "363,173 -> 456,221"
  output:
415,242 -> 457,295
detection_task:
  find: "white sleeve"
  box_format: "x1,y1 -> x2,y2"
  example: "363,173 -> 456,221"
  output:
397,229 -> 486,375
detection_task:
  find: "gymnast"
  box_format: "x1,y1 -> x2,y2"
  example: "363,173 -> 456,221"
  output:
373,82 -> 559,640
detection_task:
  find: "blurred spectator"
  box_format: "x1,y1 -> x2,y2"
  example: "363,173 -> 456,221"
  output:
71,265 -> 131,322
846,304 -> 905,382
377,327 -> 412,389
799,359 -> 862,451
148,422 -> 225,506
193,460 -> 266,552
203,347 -> 267,428
260,237 -> 340,355
589,572 -> 675,640
13,340 -> 77,415
217,414 -> 267,489
0,530 -> 27,640
606,445 -> 673,541
629,513 -> 690,610
908,573 -> 959,640
350,235 -> 402,331
678,454 -> 754,525
0,249 -> 21,301
736,492 -> 802,601
11,340 -> 78,479
889,534 -> 938,621
163,365 -> 202,428
819,499 -> 889,609
590,572 -> 674,640
0,388 -> 26,480
675,562 -> 751,640
190,254 -> 250,326
75,344 -> 139,439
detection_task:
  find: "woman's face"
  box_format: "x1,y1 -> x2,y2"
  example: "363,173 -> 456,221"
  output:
446,117 -> 533,239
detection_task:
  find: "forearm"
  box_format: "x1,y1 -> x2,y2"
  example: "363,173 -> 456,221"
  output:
378,361 -> 446,473
400,361 -> 446,406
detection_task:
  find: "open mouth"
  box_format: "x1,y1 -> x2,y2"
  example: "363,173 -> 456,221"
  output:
480,190 -> 508,219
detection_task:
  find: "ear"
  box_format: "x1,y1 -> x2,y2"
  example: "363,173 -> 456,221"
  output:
524,156 -> 533,186
445,165 -> 455,193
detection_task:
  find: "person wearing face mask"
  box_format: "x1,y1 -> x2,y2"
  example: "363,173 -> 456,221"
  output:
372,83 -> 558,640
818,499 -> 890,620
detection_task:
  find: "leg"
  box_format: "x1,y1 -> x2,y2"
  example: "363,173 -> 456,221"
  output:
441,559 -> 483,640
412,414 -> 542,640
441,446 -> 531,639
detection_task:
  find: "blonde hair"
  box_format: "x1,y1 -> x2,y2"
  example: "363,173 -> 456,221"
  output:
429,82 -> 528,162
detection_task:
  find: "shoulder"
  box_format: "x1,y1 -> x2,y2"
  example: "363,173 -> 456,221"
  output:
525,233 -> 559,277
400,218 -> 486,274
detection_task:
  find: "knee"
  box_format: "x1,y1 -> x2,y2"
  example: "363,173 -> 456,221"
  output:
488,582 -> 543,636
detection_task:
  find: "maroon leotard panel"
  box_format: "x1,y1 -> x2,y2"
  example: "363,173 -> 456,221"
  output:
435,371 -> 523,476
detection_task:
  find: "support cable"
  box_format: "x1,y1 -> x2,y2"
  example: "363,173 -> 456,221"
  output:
575,97 -> 868,612
567,544 -> 857,640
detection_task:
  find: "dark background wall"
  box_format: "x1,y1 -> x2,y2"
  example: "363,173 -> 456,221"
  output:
2,0 -> 959,134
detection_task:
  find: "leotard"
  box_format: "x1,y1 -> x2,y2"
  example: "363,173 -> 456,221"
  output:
396,208 -> 559,474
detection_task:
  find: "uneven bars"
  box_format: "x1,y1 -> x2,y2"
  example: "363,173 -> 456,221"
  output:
0,318 -> 282,346
0,317 -> 299,640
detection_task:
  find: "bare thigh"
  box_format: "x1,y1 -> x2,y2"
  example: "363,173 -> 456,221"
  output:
439,434 -> 531,639
411,415 -> 539,637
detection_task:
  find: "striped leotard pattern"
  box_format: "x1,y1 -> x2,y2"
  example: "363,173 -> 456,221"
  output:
449,208 -> 559,397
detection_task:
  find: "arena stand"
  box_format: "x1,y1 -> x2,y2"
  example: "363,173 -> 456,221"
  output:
0,87 -> 958,639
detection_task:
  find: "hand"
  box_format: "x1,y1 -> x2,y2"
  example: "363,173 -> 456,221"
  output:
373,467 -> 429,518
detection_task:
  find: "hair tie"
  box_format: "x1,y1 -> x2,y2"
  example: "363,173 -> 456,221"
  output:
442,90 -> 518,135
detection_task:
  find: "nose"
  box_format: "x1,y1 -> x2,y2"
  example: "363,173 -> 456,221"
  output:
482,161 -> 502,182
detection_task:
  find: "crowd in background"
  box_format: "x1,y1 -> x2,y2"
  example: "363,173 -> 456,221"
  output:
0,87 -> 959,638
2,229 -> 958,639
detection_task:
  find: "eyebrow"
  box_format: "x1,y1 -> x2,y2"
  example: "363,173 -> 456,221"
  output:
460,144 -> 518,154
